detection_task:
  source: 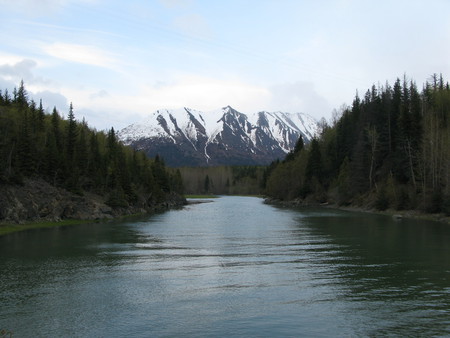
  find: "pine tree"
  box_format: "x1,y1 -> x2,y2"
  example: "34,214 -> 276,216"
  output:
44,129 -> 59,183
16,109 -> 35,176
87,132 -> 103,188
3,89 -> 11,105
75,122 -> 88,176
305,138 -> 323,182
152,155 -> 170,193
66,102 -> 77,164
65,103 -> 81,193
17,80 -> 27,108
294,135 -> 304,154
37,99 -> 45,131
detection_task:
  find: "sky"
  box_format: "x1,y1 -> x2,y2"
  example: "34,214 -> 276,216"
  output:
1,0 -> 449,131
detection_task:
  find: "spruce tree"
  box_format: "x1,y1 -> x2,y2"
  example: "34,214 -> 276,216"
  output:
16,109 -> 34,177
37,99 -> 45,131
305,138 -> 323,182
294,135 -> 304,154
3,89 -> 11,105
65,103 -> 81,193
66,102 -> 77,164
17,80 -> 27,108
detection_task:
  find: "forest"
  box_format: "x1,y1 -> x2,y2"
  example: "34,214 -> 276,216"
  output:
265,74 -> 450,215
2,74 -> 449,218
0,81 -> 184,212
179,165 -> 265,195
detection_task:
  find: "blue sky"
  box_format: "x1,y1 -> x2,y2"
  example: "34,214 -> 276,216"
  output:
1,0 -> 449,130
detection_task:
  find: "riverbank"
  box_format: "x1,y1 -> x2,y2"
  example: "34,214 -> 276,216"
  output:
0,211 -> 173,237
0,178 -> 186,236
0,219 -> 92,237
264,197 -> 450,225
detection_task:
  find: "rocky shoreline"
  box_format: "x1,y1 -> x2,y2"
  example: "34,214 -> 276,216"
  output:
0,179 -> 187,225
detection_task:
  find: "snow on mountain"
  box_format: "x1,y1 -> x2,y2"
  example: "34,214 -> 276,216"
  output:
118,106 -> 319,167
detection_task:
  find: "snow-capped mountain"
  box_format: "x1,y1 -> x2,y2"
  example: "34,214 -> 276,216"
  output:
118,106 -> 318,167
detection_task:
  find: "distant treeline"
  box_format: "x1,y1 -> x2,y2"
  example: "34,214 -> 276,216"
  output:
179,165 -> 266,195
0,81 -> 183,208
265,74 -> 450,214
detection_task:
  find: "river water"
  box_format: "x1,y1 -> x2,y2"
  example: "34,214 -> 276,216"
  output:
1,196 -> 449,337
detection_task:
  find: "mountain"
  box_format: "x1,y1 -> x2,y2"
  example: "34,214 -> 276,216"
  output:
118,106 -> 318,167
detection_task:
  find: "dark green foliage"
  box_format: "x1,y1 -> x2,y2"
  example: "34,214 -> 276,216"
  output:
305,138 -> 322,182
294,135 -> 304,154
375,186 -> 390,211
284,135 -> 304,163
0,82 -> 178,209
336,157 -> 351,205
66,102 -> 77,164
152,155 -> 170,193
265,74 -> 450,214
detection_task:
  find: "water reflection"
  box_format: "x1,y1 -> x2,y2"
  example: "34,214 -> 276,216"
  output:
295,209 -> 450,335
0,197 -> 449,337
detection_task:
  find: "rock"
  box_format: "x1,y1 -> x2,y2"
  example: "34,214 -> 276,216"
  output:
0,178 -> 186,224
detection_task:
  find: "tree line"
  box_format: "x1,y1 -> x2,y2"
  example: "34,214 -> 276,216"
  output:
265,74 -> 450,214
179,165 -> 265,195
0,81 -> 183,208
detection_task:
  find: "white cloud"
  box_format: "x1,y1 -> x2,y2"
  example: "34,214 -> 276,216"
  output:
0,58 -> 52,88
47,75 -> 273,130
138,76 -> 271,113
0,59 -> 37,80
89,89 -> 110,100
33,90 -> 69,113
267,82 -> 332,120
42,42 -> 120,70
46,75 -> 335,130
0,53 -> 27,66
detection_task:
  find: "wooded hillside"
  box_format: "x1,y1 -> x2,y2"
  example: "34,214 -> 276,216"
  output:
0,82 -> 184,221
265,74 -> 450,214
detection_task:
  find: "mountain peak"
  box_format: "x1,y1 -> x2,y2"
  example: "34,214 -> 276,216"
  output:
118,107 -> 318,167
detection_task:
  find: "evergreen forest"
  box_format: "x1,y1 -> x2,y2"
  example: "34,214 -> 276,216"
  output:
264,74 -> 450,215
0,81 -> 183,210
1,74 -> 449,221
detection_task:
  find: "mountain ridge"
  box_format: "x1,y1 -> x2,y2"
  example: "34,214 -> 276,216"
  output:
118,106 -> 318,167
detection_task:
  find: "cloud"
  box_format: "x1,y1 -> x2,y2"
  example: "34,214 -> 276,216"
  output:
0,58 -> 54,91
42,42 -> 120,70
267,82 -> 332,119
33,90 -> 69,113
52,75 -> 273,130
89,89 -> 110,100
61,76 -> 334,130
0,59 -> 37,81
139,76 -> 271,113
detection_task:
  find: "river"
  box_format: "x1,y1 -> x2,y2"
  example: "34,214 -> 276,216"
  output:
1,196 -> 449,337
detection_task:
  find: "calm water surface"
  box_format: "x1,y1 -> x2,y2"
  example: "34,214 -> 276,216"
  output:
1,196 -> 449,337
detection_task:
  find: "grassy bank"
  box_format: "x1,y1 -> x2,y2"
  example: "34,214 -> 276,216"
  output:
0,219 -> 93,237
